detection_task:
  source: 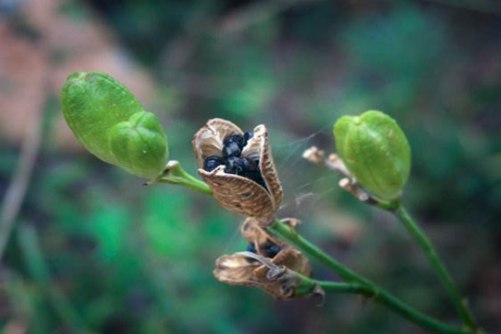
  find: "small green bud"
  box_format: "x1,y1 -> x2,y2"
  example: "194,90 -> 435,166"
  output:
61,72 -> 168,179
333,110 -> 411,200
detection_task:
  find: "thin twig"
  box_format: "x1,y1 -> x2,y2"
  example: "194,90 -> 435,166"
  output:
268,221 -> 469,334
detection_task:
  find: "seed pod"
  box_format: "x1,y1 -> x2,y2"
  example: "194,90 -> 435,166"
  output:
61,72 -> 168,179
192,119 -> 283,226
333,110 -> 411,200
213,218 -> 313,300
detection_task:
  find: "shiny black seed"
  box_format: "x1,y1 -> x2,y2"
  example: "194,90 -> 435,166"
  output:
222,142 -> 242,158
223,134 -> 245,148
243,131 -> 253,146
242,160 -> 267,189
221,133 -> 267,189
247,173 -> 267,189
246,243 -> 257,253
223,134 -> 248,157
264,243 -> 281,258
224,157 -> 267,189
225,156 -> 252,175
203,156 -> 225,172
244,158 -> 258,172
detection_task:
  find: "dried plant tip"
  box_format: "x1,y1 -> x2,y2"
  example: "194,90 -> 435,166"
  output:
339,178 -> 379,205
302,146 -> 325,165
326,153 -> 352,178
303,147 -> 354,180
193,119 -> 283,225
279,217 -> 302,229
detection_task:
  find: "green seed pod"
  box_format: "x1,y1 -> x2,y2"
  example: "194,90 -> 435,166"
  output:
61,72 -> 168,179
333,110 -> 411,200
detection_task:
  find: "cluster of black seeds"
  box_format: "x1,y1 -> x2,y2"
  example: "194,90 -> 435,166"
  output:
203,132 -> 267,189
246,242 -> 282,258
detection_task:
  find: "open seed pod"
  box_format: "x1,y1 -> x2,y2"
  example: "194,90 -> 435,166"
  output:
192,119 -> 283,226
213,218 -> 313,300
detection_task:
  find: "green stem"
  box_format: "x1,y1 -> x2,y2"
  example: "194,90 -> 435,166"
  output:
269,221 -> 372,286
153,173 -> 472,333
268,221 -> 468,334
394,205 -> 478,331
155,160 -> 213,195
296,273 -> 371,295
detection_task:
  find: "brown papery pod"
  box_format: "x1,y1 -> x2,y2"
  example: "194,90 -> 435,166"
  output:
213,217 -> 312,300
213,249 -> 312,300
192,119 -> 283,226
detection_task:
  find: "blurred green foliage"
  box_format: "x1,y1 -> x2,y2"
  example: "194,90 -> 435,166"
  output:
1,0 -> 501,333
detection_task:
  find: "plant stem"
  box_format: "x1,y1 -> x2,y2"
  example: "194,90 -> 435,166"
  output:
394,205 -> 478,331
159,174 -> 474,333
295,273 -> 372,295
269,221 -> 373,285
268,221 -> 468,334
155,160 -> 213,195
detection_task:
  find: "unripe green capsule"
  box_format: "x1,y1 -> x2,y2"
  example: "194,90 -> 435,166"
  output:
333,110 -> 411,200
61,72 -> 168,179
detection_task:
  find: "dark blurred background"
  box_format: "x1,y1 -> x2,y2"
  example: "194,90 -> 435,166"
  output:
1,0 -> 500,333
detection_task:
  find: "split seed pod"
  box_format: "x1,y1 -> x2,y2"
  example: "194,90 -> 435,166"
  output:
192,119 -> 283,225
213,218 -> 313,300
61,72 -> 169,179
334,110 -> 411,200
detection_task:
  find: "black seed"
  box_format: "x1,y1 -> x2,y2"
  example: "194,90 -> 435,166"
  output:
243,131 -> 253,146
264,243 -> 281,258
225,156 -> 248,175
221,133 -> 267,189
223,134 -> 245,149
249,173 -> 267,189
243,158 -> 258,172
203,156 -> 225,172
242,160 -> 267,189
224,157 -> 267,189
222,142 -> 242,158
241,169 -> 259,181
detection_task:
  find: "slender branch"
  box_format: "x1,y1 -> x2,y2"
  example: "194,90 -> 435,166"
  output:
268,221 -> 372,286
394,205 -> 478,331
268,221 -> 469,334
152,168 -> 472,333
155,176 -> 212,195
154,160 -> 213,195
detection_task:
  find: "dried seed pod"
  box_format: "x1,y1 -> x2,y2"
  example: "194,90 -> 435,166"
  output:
213,248 -> 312,300
334,110 -> 411,200
192,119 -> 283,225
61,72 -> 168,179
242,217 -> 310,273
214,219 -> 312,300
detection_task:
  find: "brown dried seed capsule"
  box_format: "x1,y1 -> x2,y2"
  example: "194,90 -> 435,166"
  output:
192,119 -> 283,226
213,247 -> 311,300
213,217 -> 312,300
